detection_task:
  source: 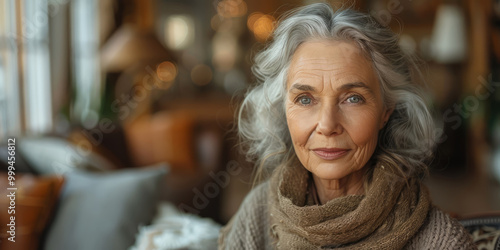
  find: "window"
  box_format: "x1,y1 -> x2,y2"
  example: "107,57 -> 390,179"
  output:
0,0 -> 102,139
0,0 -> 23,139
22,0 -> 53,134
71,0 -> 101,128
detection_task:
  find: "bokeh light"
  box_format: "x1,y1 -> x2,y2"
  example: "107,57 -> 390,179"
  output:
211,14 -> 222,31
156,61 -> 177,89
165,15 -> 194,50
247,12 -> 263,31
251,14 -> 275,42
217,0 -> 247,18
212,33 -> 239,71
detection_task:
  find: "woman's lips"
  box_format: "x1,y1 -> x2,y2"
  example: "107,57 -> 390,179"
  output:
312,148 -> 350,160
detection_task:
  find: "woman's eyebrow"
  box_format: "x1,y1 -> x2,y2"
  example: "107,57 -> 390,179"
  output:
289,83 -> 316,93
337,82 -> 373,94
289,82 -> 373,94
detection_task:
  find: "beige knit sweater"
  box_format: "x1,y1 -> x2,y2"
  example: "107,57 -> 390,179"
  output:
218,182 -> 476,250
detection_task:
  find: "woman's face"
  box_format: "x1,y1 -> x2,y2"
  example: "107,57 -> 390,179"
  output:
285,40 -> 392,183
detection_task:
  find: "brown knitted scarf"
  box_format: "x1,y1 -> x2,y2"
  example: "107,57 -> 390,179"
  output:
268,161 -> 431,249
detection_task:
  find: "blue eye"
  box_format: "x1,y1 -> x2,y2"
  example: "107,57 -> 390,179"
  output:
298,96 -> 312,105
347,95 -> 362,103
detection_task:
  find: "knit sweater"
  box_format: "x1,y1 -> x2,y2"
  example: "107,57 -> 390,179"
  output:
218,182 -> 476,250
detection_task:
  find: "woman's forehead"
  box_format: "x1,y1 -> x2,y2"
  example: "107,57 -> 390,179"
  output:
290,40 -> 370,69
287,40 -> 377,88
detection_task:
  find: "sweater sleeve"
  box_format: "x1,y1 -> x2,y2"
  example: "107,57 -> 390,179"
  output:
218,182 -> 271,250
407,207 -> 477,250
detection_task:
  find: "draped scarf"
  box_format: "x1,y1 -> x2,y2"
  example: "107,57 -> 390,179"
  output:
268,161 -> 430,249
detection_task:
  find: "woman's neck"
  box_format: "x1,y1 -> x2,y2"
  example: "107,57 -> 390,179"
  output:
311,169 -> 365,205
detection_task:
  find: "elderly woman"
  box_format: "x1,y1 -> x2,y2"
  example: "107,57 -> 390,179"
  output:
219,3 -> 474,249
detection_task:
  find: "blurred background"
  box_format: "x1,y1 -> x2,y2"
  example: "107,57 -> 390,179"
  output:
0,0 -> 500,249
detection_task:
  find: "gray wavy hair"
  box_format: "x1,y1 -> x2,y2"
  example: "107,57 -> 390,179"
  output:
238,3 -> 436,182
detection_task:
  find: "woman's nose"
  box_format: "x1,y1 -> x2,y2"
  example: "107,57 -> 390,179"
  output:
316,104 -> 343,136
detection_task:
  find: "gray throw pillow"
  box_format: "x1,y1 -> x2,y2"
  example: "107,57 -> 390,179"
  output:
18,137 -> 117,174
43,165 -> 168,250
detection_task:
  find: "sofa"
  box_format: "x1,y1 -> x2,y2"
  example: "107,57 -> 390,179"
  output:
0,112 -> 231,250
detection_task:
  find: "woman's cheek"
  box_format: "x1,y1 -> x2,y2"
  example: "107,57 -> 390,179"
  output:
286,107 -> 316,147
343,108 -> 380,148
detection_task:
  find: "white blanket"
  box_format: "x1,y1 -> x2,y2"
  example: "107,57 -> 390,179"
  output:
130,202 -> 221,250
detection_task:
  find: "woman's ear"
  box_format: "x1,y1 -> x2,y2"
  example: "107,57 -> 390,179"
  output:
380,106 -> 394,129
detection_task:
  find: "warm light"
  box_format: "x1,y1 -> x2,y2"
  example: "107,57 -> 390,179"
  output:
217,0 -> 247,18
191,64 -> 213,86
156,61 -> 177,88
247,12 -> 263,31
211,15 -> 222,30
237,1 -> 247,17
253,15 -> 275,42
212,33 -> 239,71
165,15 -> 194,50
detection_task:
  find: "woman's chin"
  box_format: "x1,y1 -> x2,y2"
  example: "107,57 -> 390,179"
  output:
309,163 -> 361,184
309,163 -> 356,182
